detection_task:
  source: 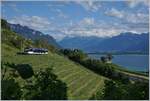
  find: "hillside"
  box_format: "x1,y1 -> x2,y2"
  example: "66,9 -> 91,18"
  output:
2,43 -> 106,99
59,32 -> 149,53
1,19 -> 106,99
9,23 -> 60,48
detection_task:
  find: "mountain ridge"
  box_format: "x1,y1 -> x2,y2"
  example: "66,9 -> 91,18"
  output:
59,32 -> 149,53
9,23 -> 60,48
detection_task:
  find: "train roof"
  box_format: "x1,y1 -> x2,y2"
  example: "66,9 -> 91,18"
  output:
25,48 -> 48,51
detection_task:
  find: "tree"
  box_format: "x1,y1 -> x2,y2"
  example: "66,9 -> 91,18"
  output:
126,81 -> 149,100
105,81 -> 125,99
60,49 -> 87,62
1,19 -> 10,29
69,49 -> 87,62
23,68 -> 68,100
101,56 -> 107,63
1,78 -> 22,100
92,80 -> 149,100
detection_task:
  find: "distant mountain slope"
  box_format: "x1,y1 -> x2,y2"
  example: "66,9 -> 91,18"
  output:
1,19 -> 58,52
90,32 -> 149,53
9,23 -> 60,48
59,32 -> 149,53
59,36 -> 107,51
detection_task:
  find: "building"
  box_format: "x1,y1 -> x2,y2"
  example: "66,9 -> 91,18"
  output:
24,48 -> 48,55
100,55 -> 113,63
105,58 -> 112,63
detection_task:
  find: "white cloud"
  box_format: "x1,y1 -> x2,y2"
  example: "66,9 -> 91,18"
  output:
105,8 -> 124,19
79,17 -> 95,26
126,13 -> 149,24
127,0 -> 149,8
64,28 -> 123,38
7,12 -> 148,41
58,19 -> 124,39
75,1 -> 101,12
57,16 -> 149,40
8,14 -> 149,41
8,15 -> 51,31
105,8 -> 149,24
51,33 -> 66,41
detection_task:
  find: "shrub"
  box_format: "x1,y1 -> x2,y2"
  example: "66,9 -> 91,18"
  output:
16,64 -> 34,79
23,68 -> 68,100
90,80 -> 149,100
2,78 -> 22,100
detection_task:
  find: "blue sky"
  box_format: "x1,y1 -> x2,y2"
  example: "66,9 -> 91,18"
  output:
2,0 -> 149,41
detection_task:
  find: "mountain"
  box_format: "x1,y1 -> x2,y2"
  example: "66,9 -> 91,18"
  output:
59,36 -> 107,51
9,23 -> 60,48
90,32 -> 149,53
1,19 -> 58,52
59,32 -> 149,53
121,33 -> 149,52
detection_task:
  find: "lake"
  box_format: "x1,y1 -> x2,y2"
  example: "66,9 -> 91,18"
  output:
88,54 -> 149,72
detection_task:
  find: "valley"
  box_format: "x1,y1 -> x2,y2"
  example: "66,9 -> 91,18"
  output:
1,3 -> 149,99
1,0 -> 149,100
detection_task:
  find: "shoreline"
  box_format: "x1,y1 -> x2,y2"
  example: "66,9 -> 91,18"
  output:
87,53 -> 149,55
88,54 -> 149,73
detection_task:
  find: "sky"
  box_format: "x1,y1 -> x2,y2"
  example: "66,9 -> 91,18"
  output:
1,0 -> 149,41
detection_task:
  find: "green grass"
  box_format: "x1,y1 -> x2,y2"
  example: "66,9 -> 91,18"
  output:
2,44 -> 106,100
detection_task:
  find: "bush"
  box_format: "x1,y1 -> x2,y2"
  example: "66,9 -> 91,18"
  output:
2,78 -> 22,100
2,62 -> 68,100
60,49 -> 87,62
4,63 -> 34,79
16,64 -> 34,79
80,58 -> 115,78
23,68 -> 68,100
126,81 -> 149,100
90,80 -> 149,100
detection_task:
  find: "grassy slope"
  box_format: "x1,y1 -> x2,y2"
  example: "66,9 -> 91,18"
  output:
2,44 -> 107,100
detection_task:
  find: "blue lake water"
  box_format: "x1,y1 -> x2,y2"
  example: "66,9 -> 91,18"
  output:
88,54 -> 149,72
